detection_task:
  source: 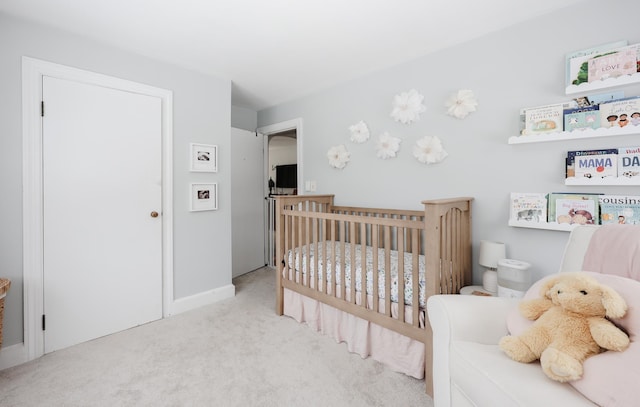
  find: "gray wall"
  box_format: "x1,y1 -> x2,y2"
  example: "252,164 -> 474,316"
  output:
259,0 -> 640,286
0,14 -> 232,346
231,105 -> 258,131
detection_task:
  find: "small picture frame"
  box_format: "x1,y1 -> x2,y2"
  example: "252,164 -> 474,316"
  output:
190,143 -> 218,172
190,183 -> 218,211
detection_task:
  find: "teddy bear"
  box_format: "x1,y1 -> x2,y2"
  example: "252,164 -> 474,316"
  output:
499,272 -> 630,382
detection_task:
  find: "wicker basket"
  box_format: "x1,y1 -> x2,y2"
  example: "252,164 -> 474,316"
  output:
0,278 -> 11,349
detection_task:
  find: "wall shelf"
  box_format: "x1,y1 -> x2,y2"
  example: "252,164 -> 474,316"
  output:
508,220 -> 578,232
508,124 -> 640,144
565,177 -> 640,186
510,44 -> 640,232
565,72 -> 640,95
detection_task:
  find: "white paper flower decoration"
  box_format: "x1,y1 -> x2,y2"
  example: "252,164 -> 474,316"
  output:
413,135 -> 448,164
327,144 -> 350,169
390,89 -> 426,124
375,132 -> 402,159
445,89 -> 478,119
348,120 -> 370,143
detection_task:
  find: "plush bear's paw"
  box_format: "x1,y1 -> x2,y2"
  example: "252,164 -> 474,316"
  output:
540,348 -> 582,382
499,336 -> 537,363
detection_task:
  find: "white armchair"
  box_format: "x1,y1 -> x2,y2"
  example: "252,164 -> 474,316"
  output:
427,226 -> 600,407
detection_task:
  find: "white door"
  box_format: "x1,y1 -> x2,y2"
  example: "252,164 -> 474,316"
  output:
42,76 -> 163,353
231,128 -> 266,278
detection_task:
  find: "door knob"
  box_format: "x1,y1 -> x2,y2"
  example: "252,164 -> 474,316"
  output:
150,211 -> 159,218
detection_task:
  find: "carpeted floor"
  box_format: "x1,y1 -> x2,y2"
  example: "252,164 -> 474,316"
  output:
0,267 -> 432,406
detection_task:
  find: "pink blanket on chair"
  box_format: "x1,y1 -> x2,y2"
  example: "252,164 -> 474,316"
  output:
566,224 -> 640,407
582,225 -> 640,280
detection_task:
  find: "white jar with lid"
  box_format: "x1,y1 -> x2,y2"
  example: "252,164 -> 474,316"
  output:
497,259 -> 532,298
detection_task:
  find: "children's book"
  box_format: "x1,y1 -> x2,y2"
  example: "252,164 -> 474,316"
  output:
563,105 -> 600,132
547,193 -> 601,225
521,102 -> 574,135
566,148 -> 618,178
599,195 -> 640,225
618,146 -> 640,178
573,153 -> 618,179
554,199 -> 597,225
599,96 -> 640,128
588,91 -> 625,106
566,40 -> 628,87
510,193 -> 547,223
588,48 -> 638,83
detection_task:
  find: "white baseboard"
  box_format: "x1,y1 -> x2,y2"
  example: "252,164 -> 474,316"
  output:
169,284 -> 235,316
0,342 -> 28,371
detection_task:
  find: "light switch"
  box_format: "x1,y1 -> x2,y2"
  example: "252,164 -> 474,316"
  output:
305,180 -> 317,192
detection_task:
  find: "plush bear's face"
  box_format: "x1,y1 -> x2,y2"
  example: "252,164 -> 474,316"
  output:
546,277 -> 607,317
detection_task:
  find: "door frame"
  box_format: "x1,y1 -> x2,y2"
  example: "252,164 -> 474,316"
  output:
22,57 -> 174,361
257,118 -> 304,195
256,118 -> 303,267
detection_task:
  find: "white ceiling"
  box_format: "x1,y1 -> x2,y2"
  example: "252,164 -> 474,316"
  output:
1,0 -> 586,111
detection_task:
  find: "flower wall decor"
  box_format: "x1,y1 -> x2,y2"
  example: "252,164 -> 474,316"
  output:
327,144 -> 351,169
375,132 -> 402,159
349,120 -> 370,143
445,89 -> 478,119
390,89 -> 426,124
413,135 -> 448,164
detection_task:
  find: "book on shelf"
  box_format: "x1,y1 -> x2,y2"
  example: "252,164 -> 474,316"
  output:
547,193 -> 601,225
599,195 -> 640,225
509,193 -> 547,223
566,40 -> 628,87
599,96 -> 640,128
573,153 -> 618,179
520,102 -> 575,135
618,146 -> 640,178
587,47 -> 638,83
563,105 -> 600,132
587,91 -> 625,106
566,148 -> 618,178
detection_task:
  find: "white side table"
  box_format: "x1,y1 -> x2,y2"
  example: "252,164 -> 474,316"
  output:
459,285 -> 495,297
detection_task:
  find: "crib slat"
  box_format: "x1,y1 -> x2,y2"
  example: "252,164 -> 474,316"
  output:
350,221 -> 357,304
384,225 -> 391,317
397,227 -> 405,323
284,212 -> 291,282
412,228 -> 420,327
297,213 -> 303,285
330,219 -> 337,298
340,221 -> 346,301
360,222 -> 367,309
322,217 -> 328,294
312,216 -> 319,292
372,225 -> 379,314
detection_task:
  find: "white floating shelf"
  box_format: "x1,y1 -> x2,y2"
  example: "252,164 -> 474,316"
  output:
508,124 -> 640,144
565,72 -> 640,95
565,177 -> 640,186
508,220 -> 578,232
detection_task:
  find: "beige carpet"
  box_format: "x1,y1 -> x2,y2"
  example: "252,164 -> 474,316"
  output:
0,267 -> 432,406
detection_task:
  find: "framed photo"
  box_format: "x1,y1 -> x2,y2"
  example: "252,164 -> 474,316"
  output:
190,143 -> 217,172
190,183 -> 218,211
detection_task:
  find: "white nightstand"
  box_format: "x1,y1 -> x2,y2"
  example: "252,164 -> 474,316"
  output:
459,285 -> 495,296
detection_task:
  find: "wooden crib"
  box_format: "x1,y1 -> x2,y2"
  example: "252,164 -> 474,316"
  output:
274,195 -> 473,396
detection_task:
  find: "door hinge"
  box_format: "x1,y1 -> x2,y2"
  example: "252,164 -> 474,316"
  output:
42,314 -> 46,331
41,101 -> 45,117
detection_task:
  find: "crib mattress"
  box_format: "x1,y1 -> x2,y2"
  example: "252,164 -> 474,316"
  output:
287,241 -> 426,307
